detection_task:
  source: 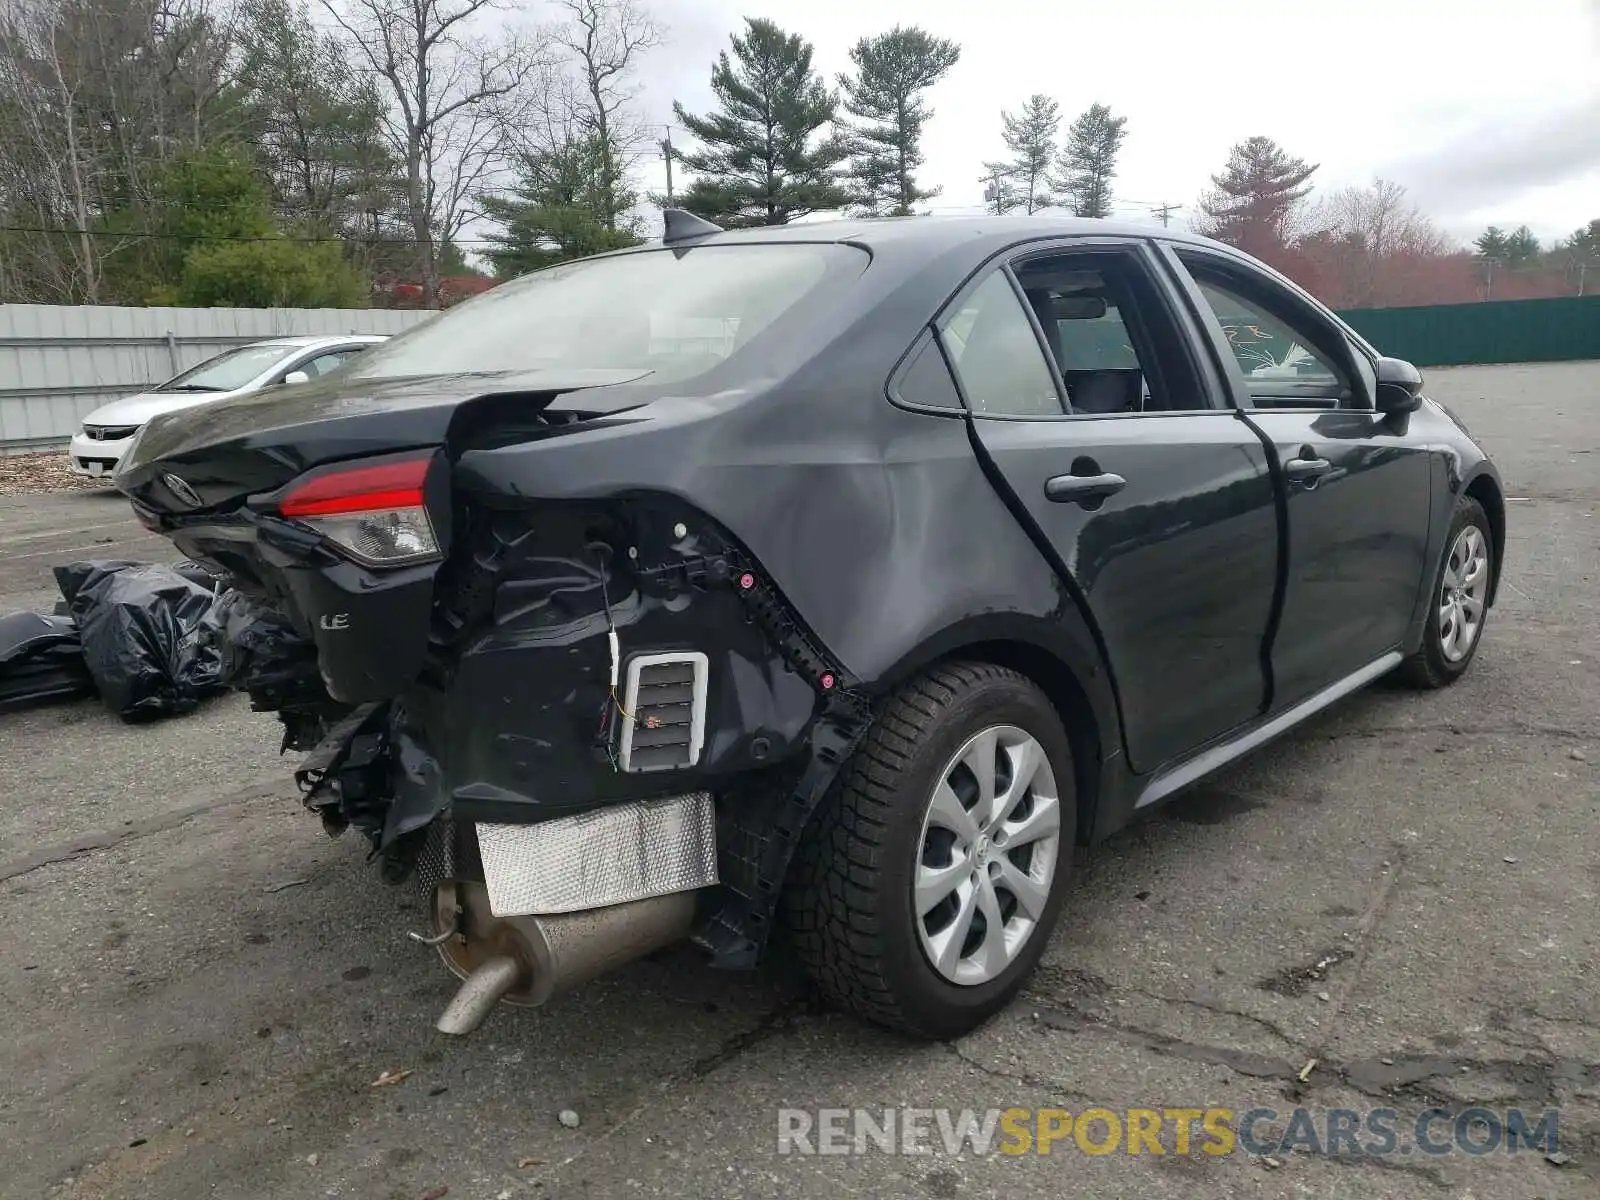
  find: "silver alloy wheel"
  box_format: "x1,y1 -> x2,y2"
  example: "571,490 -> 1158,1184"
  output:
914,724 -> 1062,986
1438,524 -> 1489,663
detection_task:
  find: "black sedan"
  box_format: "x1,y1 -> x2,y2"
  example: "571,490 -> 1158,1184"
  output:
117,211 -> 1505,1040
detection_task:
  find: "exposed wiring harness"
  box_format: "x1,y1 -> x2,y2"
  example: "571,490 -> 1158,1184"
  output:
590,543 -> 634,769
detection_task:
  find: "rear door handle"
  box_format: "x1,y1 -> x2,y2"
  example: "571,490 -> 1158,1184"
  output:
1284,455 -> 1332,484
1045,472 -> 1127,505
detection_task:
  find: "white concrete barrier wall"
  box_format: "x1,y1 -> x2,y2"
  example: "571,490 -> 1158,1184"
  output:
0,305 -> 435,453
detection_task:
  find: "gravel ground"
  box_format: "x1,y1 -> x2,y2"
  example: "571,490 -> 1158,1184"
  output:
0,450 -> 106,495
0,362 -> 1596,1200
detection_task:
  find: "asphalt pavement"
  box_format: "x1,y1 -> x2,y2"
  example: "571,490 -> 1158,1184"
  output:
1,362 -> 1595,1200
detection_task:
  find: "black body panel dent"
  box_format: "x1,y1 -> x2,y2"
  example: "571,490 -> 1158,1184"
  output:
407,496 -> 842,830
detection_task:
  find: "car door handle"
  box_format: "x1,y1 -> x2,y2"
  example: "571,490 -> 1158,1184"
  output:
1284,455 -> 1332,482
1045,472 -> 1127,504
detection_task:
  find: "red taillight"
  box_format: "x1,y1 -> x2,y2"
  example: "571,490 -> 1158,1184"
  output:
279,457 -> 428,517
276,454 -> 439,566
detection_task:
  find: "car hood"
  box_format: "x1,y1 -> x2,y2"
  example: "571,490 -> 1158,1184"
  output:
83,389 -> 240,427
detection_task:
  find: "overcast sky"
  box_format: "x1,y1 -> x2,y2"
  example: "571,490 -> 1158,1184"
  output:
579,0 -> 1600,245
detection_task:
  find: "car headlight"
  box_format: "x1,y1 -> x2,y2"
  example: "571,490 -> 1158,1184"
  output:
113,426 -> 146,479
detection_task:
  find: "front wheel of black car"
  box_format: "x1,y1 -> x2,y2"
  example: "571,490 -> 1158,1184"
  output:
1398,494 -> 1494,689
785,662 -> 1076,1039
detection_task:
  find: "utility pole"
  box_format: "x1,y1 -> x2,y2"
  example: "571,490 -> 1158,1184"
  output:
1151,202 -> 1181,228
660,128 -> 675,204
980,165 -> 1020,215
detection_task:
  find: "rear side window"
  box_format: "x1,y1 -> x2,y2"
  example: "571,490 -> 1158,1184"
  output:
345,244 -> 866,386
1012,247 -> 1212,414
938,271 -> 1063,416
1055,306 -> 1141,371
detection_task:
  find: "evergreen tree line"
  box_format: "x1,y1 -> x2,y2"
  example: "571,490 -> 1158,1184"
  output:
1,0 -> 1594,308
1186,137 -> 1599,306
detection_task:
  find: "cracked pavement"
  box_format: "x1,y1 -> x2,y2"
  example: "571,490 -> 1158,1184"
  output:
1,361 -> 1596,1199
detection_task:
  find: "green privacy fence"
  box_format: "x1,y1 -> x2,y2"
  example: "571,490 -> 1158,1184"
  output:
1335,295 -> 1600,367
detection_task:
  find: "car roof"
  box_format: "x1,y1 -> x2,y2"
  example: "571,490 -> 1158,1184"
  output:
646,213 -> 1227,253
249,334 -> 390,350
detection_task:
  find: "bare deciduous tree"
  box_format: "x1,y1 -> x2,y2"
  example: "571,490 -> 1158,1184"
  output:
0,1 -> 101,299
0,0 -> 236,302
1302,179 -> 1456,307
320,0 -> 547,305
553,0 -> 662,230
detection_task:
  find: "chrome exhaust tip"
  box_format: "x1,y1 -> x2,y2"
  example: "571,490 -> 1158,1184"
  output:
434,955 -> 526,1036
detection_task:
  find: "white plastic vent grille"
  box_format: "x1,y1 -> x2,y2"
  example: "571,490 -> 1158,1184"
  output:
618,651 -> 708,773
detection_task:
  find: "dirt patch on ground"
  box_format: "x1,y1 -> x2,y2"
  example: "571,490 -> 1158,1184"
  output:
0,451 -> 106,495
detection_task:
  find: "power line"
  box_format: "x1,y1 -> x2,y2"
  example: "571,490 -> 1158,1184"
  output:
0,224 -> 506,247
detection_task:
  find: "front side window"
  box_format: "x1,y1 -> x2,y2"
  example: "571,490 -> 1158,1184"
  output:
298,349 -> 360,379
938,271 -> 1063,417
342,244 -> 866,387
1178,257 -> 1349,406
158,345 -> 297,393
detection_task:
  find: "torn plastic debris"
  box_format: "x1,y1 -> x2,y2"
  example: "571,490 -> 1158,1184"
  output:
0,611 -> 95,710
52,560 -> 227,721
205,588 -> 356,753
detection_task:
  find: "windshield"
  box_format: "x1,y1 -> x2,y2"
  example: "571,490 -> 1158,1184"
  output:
158,344 -> 297,393
344,244 -> 866,385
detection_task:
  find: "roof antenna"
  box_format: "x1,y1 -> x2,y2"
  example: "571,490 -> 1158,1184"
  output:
663,208 -> 723,244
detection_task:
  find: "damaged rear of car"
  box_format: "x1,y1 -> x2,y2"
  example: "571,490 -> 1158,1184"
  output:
113,212 -> 1508,1039
118,226 -> 981,1032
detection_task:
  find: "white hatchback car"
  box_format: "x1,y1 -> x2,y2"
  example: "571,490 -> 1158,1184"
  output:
68,334 -> 388,479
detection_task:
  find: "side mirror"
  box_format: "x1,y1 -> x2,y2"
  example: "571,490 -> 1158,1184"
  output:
1374,356 -> 1423,415
282,370 -> 311,386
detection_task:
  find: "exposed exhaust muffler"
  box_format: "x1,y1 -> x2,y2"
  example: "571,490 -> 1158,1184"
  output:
426,879 -> 699,1035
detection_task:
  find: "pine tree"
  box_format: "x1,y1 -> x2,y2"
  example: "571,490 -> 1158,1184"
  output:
672,18 -> 851,227
1193,136 -> 1318,254
1566,218 -> 1600,261
1552,218 -> 1599,293
999,94 -> 1061,214
480,135 -> 641,277
980,161 -> 1023,214
1055,102 -> 1126,219
837,26 -> 960,216
1474,226 -> 1510,260
1501,224 -> 1541,266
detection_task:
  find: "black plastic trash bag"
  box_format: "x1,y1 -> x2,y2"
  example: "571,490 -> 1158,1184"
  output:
210,589 -> 311,690
53,560 -> 226,721
0,611 -> 95,711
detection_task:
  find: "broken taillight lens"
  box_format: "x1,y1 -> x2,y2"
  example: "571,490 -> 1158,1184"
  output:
277,455 -> 439,566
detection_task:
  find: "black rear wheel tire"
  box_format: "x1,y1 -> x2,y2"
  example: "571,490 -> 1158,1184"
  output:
783,662 -> 1076,1039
